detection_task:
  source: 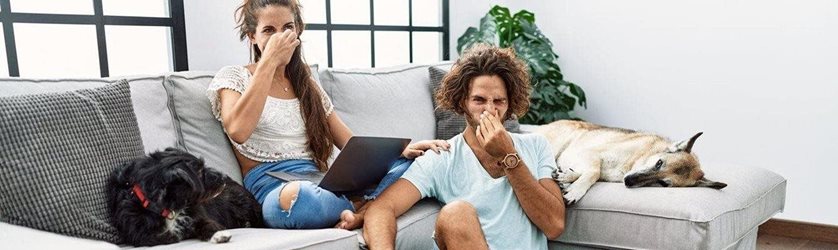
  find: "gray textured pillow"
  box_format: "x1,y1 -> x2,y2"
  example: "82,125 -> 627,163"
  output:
429,66 -> 521,140
0,80 -> 144,243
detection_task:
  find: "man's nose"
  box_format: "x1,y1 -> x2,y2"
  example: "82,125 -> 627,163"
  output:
485,102 -> 496,113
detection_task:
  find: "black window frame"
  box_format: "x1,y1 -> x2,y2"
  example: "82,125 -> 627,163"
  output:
307,0 -> 449,68
0,0 -> 188,77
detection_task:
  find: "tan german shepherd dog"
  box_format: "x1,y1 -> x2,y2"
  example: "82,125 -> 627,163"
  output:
533,120 -> 727,204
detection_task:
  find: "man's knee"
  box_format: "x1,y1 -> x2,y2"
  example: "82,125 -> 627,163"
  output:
279,181 -> 301,211
436,200 -> 479,232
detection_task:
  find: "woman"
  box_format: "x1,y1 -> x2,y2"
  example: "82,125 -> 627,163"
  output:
207,0 -> 448,230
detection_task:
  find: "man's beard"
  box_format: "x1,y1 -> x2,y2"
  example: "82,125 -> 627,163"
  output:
464,113 -> 480,128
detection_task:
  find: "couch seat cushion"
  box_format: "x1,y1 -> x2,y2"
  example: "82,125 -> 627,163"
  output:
119,199 -> 441,250
122,228 -> 358,250
556,163 -> 786,249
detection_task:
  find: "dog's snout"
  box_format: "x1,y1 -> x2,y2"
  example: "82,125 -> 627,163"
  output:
624,175 -> 638,187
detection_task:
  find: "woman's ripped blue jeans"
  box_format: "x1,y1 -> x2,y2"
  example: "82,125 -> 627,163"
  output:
243,158 -> 413,229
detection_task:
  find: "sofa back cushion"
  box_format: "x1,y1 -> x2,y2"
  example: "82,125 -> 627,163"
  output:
0,80 -> 144,243
0,76 -> 178,153
319,63 -> 451,143
163,71 -> 243,182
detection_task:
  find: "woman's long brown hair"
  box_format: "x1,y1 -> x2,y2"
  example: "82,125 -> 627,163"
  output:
236,0 -> 333,172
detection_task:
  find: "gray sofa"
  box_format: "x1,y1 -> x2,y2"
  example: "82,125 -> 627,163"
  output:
0,62 -> 786,250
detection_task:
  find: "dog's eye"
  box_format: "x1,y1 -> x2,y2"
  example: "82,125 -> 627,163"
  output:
655,159 -> 664,169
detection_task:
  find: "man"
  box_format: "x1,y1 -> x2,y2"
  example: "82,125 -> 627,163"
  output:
363,44 -> 566,250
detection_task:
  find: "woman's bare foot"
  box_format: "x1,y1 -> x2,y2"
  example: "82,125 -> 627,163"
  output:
335,210 -> 364,230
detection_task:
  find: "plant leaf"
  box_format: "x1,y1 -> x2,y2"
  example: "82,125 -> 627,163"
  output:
568,82 -> 587,108
456,13 -> 498,54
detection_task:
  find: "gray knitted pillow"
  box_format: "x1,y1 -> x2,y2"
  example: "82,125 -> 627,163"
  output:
0,80 -> 144,243
429,66 -> 520,140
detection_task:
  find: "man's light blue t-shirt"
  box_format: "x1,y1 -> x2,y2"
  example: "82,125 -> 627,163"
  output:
401,132 -> 558,250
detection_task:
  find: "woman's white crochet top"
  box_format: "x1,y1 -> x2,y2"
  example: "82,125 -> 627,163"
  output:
206,65 -> 333,162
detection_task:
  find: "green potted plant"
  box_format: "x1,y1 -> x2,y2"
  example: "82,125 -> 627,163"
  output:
458,5 -> 586,124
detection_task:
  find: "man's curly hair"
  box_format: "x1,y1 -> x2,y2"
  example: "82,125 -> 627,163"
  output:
435,44 -> 531,121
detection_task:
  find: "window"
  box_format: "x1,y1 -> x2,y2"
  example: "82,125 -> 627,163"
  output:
299,0 -> 449,68
0,0 -> 187,77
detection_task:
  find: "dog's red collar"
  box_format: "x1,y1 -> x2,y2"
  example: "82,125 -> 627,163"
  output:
131,184 -> 172,219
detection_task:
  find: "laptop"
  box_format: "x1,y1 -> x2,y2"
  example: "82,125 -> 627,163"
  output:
267,136 -> 411,193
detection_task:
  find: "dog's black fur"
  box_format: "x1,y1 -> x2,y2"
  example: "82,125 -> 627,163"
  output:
107,148 -> 264,246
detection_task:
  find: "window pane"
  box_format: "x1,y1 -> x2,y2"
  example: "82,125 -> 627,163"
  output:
10,0 -> 93,15
102,0 -> 169,17
0,26 -> 8,77
14,23 -> 100,78
330,0 -> 369,25
412,32 -> 441,64
300,30 -> 327,66
300,0 -> 326,24
374,0 -> 408,26
374,31 -> 409,67
332,31 -> 370,68
412,0 -> 441,27
106,26 -> 172,77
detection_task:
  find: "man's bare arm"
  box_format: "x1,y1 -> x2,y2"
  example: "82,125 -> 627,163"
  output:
505,164 -> 566,239
363,179 -> 423,250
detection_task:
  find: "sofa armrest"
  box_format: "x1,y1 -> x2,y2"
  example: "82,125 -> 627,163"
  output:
0,222 -> 119,250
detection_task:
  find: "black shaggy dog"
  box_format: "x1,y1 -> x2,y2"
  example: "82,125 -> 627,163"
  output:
107,148 -> 264,246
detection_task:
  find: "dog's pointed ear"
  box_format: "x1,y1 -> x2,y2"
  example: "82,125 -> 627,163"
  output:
670,132 -> 703,153
696,178 -> 727,189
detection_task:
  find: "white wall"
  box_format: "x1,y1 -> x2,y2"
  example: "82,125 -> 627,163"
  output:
184,0 -> 249,71
489,0 -> 837,225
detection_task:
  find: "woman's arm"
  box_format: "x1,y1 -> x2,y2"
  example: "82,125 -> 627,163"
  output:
327,112 -> 354,150
218,63 -> 276,144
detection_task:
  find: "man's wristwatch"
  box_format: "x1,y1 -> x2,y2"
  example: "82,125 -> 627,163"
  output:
500,152 -> 521,169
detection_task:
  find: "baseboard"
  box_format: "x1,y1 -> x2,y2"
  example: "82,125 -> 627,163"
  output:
759,218 -> 838,244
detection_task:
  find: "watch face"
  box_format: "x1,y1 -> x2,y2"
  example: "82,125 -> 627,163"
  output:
504,155 -> 517,168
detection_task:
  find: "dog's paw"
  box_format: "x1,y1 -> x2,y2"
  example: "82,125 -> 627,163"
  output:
209,231 -> 232,244
562,186 -> 588,205
553,168 -> 581,184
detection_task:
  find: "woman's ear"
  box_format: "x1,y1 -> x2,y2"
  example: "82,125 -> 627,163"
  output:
247,32 -> 255,43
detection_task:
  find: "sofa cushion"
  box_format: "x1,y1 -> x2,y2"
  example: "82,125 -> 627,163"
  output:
163,71 -> 243,183
0,222 -> 120,250
0,76 -> 178,154
556,163 -> 786,249
0,80 -> 145,243
163,65 -> 322,183
120,228 -> 358,250
319,63 -> 451,143
428,66 -> 521,140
